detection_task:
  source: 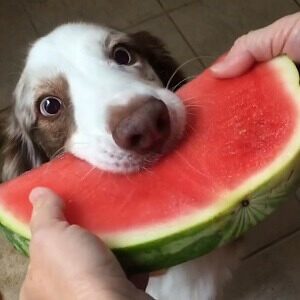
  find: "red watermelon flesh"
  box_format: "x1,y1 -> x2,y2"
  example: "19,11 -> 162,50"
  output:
1,56 -> 300,272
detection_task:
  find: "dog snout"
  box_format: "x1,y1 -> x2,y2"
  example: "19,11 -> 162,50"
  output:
112,98 -> 170,154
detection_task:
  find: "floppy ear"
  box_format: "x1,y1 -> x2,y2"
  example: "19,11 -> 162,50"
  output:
0,75 -> 48,182
129,31 -> 185,91
0,111 -> 48,182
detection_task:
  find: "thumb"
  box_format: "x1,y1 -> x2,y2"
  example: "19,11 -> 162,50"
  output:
30,187 -> 66,234
210,50 -> 255,78
211,13 -> 300,78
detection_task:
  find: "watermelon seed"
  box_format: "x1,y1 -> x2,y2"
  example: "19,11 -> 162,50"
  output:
241,199 -> 250,207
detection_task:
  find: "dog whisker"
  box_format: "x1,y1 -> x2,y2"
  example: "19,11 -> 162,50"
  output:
80,165 -> 99,183
186,123 -> 197,134
166,56 -> 203,90
174,150 -> 214,185
196,54 -> 219,60
50,145 -> 66,160
185,103 -> 208,108
181,96 -> 199,103
171,75 -> 198,92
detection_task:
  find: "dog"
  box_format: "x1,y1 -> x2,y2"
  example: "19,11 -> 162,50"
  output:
0,23 -> 239,300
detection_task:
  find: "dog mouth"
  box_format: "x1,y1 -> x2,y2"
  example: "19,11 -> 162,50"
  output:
106,115 -> 185,173
109,97 -> 186,173
69,119 -> 184,174
68,90 -> 186,174
93,150 -> 161,173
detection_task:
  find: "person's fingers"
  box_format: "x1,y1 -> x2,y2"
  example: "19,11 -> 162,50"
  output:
210,50 -> 255,78
128,273 -> 149,291
30,187 -> 66,234
211,27 -> 273,78
211,12 -> 300,78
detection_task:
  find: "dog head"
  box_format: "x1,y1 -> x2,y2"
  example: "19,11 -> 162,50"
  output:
1,23 -> 186,181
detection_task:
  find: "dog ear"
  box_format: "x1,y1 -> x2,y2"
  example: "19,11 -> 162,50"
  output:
129,31 -> 185,91
0,73 -> 48,182
0,111 -> 48,182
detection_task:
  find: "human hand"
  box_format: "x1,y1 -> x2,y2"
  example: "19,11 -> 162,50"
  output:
20,187 -> 153,300
211,12 -> 300,78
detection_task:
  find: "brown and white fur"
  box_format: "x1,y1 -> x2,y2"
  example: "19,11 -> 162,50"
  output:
0,23 -> 239,300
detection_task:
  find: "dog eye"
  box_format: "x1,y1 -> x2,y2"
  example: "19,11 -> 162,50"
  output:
113,46 -> 134,65
39,97 -> 62,116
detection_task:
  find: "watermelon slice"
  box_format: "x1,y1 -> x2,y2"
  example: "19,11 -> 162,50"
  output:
1,56 -> 300,273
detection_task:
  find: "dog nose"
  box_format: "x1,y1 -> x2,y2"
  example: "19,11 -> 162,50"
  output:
112,98 -> 170,154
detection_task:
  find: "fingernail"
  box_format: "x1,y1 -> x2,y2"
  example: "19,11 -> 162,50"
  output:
29,187 -> 49,204
210,62 -> 225,73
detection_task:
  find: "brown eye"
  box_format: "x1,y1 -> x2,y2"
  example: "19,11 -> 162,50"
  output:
113,46 -> 133,65
39,96 -> 62,117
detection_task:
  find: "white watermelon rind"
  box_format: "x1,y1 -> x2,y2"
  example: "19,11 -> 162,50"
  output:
116,154 -> 300,272
1,56 -> 300,273
0,157 -> 299,273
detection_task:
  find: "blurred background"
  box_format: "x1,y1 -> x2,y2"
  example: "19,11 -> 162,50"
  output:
1,1 -> 300,299
1,0 -> 300,108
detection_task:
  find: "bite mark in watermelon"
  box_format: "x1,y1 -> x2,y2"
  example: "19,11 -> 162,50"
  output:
0,56 -> 300,273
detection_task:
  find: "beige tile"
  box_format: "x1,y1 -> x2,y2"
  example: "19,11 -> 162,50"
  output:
170,0 -> 300,67
159,0 -> 195,10
127,15 -> 204,80
0,1 -> 37,109
241,197 -> 300,257
223,231 -> 300,299
22,0 -> 163,35
0,233 -> 28,300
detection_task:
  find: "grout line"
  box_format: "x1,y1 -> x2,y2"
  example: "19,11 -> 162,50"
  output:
242,226 -> 300,260
157,0 -> 199,14
156,0 -> 206,68
123,1 -> 198,31
123,12 -> 167,31
19,0 -> 40,37
293,0 -> 300,7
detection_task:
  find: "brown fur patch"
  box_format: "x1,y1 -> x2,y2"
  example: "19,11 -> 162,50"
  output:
32,75 -> 75,158
107,97 -> 149,133
129,31 -> 185,90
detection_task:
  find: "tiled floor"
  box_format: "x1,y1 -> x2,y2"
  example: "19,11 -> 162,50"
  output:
1,0 -> 300,299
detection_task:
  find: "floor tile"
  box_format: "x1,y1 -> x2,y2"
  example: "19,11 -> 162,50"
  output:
241,197 -> 300,257
0,0 -> 37,109
159,0 -> 195,10
0,234 -> 28,300
223,231 -> 300,299
170,0 -> 300,67
127,15 -> 204,81
1,1 -> 300,299
21,0 -> 163,36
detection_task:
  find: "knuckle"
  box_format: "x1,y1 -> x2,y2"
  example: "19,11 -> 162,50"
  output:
67,224 -> 81,232
290,19 -> 300,40
233,34 -> 247,47
31,229 -> 48,247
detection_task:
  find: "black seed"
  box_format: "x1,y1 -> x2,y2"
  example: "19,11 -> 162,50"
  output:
241,199 -> 250,207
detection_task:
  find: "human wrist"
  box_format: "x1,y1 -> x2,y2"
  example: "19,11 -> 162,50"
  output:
67,275 -> 154,300
75,287 -> 154,300
98,290 -> 154,300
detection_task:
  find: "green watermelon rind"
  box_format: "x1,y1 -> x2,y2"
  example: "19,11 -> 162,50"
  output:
0,154 -> 299,273
116,153 -> 300,272
0,223 -> 29,256
1,56 -> 300,273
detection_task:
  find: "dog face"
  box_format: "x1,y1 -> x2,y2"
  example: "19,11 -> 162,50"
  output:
1,23 -> 186,181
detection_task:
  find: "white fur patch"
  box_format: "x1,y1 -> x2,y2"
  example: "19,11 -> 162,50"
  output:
8,23 -> 240,300
17,23 -> 186,173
